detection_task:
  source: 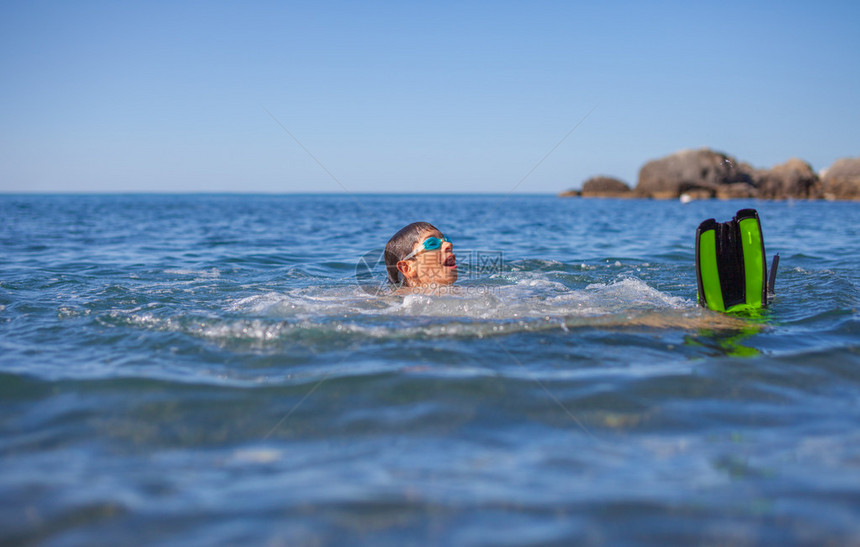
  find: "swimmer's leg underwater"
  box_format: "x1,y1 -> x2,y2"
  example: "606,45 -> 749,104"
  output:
695,208 -> 779,313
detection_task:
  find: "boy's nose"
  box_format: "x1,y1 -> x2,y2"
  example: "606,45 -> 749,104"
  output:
441,239 -> 453,252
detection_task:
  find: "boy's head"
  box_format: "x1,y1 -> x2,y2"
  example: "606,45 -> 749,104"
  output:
384,222 -> 457,287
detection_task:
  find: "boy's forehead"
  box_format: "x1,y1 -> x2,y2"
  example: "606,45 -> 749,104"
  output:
416,227 -> 443,240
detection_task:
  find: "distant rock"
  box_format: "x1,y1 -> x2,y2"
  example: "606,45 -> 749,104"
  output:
580,176 -> 632,197
636,148 -> 755,199
715,182 -> 758,199
561,148 -> 858,201
821,157 -> 860,200
755,158 -> 821,199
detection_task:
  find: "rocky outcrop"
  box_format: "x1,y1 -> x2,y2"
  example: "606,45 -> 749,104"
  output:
715,182 -> 758,199
821,157 -> 860,200
580,176 -> 631,197
635,149 -> 822,200
755,158 -> 821,199
560,149 -> 859,201
636,148 -> 755,199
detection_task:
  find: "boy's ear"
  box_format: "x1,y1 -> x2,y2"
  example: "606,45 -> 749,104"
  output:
396,260 -> 416,280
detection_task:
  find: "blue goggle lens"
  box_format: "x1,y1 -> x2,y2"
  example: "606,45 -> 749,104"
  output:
421,236 -> 449,250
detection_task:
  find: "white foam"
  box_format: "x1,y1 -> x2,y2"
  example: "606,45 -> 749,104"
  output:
585,277 -> 689,309
114,274 -> 696,345
226,275 -> 691,321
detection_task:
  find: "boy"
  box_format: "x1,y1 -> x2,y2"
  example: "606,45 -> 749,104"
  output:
384,222 -> 457,293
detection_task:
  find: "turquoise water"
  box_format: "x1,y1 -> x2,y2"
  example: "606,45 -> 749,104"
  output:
1,194 -> 858,544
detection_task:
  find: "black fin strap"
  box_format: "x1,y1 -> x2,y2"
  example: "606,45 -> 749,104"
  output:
768,254 -> 779,297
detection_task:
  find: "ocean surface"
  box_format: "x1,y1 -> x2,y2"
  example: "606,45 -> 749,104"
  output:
1,194 -> 858,545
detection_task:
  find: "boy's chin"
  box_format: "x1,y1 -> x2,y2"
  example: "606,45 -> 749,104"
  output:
438,274 -> 457,285
422,277 -> 456,288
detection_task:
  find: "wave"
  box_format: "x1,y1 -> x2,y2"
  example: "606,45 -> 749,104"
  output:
228,275 -> 690,319
97,275 -> 736,350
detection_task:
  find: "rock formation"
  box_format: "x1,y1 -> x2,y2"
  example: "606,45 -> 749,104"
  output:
580,176 -> 631,197
755,158 -> 821,199
821,157 -> 860,200
636,148 -> 755,199
560,149 -> 859,200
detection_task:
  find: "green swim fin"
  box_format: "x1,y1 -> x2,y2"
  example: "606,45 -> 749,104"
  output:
695,208 -> 774,313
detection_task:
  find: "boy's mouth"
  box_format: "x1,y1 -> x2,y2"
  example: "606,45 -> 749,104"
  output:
443,254 -> 457,268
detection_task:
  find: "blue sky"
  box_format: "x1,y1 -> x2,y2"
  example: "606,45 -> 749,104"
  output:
1,1 -> 858,194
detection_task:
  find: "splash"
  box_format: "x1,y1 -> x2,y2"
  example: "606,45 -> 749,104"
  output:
96,269 -> 750,351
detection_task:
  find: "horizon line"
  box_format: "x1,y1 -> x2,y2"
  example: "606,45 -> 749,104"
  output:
0,190 -> 566,197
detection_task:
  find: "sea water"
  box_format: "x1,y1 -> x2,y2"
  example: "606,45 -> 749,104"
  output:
1,194 -> 858,544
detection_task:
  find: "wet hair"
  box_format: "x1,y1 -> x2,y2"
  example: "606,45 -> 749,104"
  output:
384,221 -> 438,284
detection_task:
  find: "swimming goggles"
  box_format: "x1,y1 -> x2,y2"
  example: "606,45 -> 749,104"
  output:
402,235 -> 451,261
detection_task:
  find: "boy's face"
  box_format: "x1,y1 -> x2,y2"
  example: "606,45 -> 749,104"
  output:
404,228 -> 458,287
